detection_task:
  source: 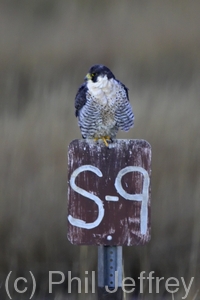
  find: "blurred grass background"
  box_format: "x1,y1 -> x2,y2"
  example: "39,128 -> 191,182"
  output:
0,0 -> 200,299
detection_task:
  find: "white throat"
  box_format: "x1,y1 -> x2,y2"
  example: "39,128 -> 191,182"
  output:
87,76 -> 116,99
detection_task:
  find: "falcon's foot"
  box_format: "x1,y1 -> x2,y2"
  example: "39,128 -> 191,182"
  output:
94,136 -> 112,147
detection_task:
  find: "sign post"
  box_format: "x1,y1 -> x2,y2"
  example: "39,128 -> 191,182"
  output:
68,139 -> 151,298
98,245 -> 123,299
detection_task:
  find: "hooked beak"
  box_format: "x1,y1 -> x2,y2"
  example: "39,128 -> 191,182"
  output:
85,73 -> 92,81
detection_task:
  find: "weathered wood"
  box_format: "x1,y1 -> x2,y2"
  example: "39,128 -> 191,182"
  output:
67,139 -> 151,246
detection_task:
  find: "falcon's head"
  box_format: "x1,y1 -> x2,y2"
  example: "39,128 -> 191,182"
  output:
85,65 -> 115,83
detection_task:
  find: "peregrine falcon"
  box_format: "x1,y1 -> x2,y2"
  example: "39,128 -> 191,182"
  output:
75,64 -> 134,146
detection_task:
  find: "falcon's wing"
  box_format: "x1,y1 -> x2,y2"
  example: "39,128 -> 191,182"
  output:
115,82 -> 134,131
75,83 -> 88,117
117,80 -> 129,100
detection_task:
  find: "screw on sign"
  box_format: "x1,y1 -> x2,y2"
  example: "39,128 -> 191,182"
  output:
67,139 -> 151,246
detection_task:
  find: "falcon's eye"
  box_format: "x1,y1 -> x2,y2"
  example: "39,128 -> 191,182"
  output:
91,73 -> 96,77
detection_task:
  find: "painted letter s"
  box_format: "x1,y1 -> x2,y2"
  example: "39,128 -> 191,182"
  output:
68,165 -> 104,229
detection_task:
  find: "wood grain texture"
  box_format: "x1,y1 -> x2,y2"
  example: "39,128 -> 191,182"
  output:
67,139 -> 151,246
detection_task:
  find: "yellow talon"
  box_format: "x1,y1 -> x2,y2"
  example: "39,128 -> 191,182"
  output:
93,136 -> 111,147
104,136 -> 111,140
102,137 -> 109,147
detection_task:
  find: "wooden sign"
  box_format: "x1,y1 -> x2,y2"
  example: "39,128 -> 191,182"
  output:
67,139 -> 151,246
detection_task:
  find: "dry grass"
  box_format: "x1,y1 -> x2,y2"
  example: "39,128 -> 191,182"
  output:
0,1 -> 200,299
